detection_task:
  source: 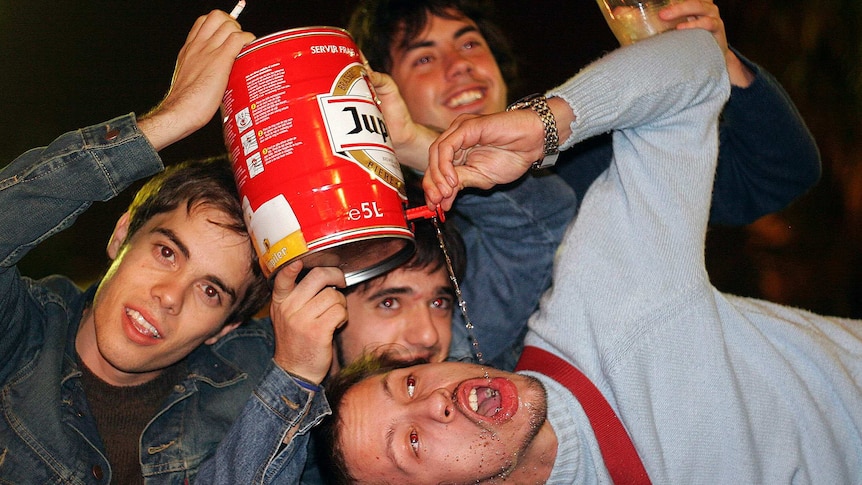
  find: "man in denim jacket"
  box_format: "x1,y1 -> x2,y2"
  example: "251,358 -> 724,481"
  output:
0,11 -> 295,484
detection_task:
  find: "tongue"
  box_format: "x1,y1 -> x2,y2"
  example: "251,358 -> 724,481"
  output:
476,387 -> 502,417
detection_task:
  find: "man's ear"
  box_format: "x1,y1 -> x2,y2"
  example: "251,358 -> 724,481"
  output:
205,321 -> 242,345
107,211 -> 132,260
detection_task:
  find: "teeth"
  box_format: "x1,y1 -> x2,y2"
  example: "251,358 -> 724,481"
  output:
127,309 -> 161,338
469,388 -> 478,412
447,90 -> 483,108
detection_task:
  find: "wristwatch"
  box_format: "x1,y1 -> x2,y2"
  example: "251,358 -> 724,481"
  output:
506,93 -> 560,170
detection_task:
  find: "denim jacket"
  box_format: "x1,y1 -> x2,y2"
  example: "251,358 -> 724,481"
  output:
0,114 -> 324,484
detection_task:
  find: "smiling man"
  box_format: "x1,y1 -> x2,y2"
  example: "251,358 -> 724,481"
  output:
348,0 -> 821,371
317,29 -> 862,484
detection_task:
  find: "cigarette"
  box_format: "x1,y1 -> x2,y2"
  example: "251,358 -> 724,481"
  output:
229,0 -> 246,19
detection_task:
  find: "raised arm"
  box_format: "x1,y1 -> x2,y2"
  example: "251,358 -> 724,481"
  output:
428,31 -> 730,347
655,0 -> 820,223
138,11 -> 254,150
554,0 -> 819,224
0,11 -> 252,376
709,50 -> 821,224
0,9 -> 253,268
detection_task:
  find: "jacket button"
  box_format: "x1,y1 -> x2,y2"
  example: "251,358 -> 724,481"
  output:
105,128 -> 120,140
91,465 -> 104,480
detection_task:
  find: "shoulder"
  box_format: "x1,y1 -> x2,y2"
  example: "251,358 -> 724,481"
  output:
209,317 -> 275,377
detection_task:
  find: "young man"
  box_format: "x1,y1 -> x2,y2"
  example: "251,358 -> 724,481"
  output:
318,29 -> 862,484
0,11 -> 274,484
348,0 -> 821,369
333,198 -> 464,369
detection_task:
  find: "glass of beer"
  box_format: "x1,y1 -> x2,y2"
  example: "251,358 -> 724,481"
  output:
596,0 -> 685,46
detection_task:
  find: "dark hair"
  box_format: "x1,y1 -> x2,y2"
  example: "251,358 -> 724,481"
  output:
347,0 -> 519,90
315,353 -> 430,484
124,156 -> 270,324
343,174 -> 466,297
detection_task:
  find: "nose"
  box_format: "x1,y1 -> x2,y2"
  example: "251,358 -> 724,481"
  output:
444,49 -> 472,80
151,277 -> 184,314
404,306 -> 441,351
418,388 -> 456,424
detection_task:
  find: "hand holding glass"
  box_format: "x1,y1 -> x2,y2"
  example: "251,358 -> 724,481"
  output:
596,0 -> 684,45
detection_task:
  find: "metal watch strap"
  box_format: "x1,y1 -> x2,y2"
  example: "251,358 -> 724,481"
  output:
506,94 -> 560,170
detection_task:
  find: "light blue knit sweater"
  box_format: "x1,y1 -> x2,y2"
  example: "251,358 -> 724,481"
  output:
524,29 -> 862,483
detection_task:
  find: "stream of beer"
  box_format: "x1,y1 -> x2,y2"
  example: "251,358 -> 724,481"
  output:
432,216 -> 486,366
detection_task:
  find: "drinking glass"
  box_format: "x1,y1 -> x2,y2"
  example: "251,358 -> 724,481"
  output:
596,0 -> 685,45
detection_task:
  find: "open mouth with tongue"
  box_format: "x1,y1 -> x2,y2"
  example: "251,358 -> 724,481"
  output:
456,377 -> 519,424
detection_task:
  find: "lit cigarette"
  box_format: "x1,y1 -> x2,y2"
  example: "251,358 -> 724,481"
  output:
229,0 -> 246,19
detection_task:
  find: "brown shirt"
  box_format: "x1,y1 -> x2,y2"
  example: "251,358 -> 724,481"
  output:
80,360 -> 187,484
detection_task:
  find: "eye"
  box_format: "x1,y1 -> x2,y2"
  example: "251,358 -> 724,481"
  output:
431,297 -> 452,311
462,39 -> 478,50
198,283 -> 223,306
156,245 -> 176,264
411,54 -> 434,68
409,429 -> 420,454
406,375 -> 416,398
378,297 -> 400,310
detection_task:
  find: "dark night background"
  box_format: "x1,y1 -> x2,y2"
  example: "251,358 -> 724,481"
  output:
2,1 -> 860,317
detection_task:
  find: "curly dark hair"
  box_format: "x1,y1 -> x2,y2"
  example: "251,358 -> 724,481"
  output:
347,0 -> 520,92
124,156 -> 271,325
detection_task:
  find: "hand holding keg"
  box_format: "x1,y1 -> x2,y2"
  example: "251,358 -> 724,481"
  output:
269,261 -> 347,387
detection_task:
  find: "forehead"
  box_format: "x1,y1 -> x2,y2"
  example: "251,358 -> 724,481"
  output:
354,264 -> 451,296
392,9 -> 481,52
341,373 -> 398,476
143,206 -> 254,281
144,204 -> 241,241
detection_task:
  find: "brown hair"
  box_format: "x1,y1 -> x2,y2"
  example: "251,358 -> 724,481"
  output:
347,0 -> 520,92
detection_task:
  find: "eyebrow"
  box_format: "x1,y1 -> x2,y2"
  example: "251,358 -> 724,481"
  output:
367,286 -> 412,300
440,285 -> 456,299
364,283 -> 455,302
401,24 -> 480,55
152,227 -> 239,305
